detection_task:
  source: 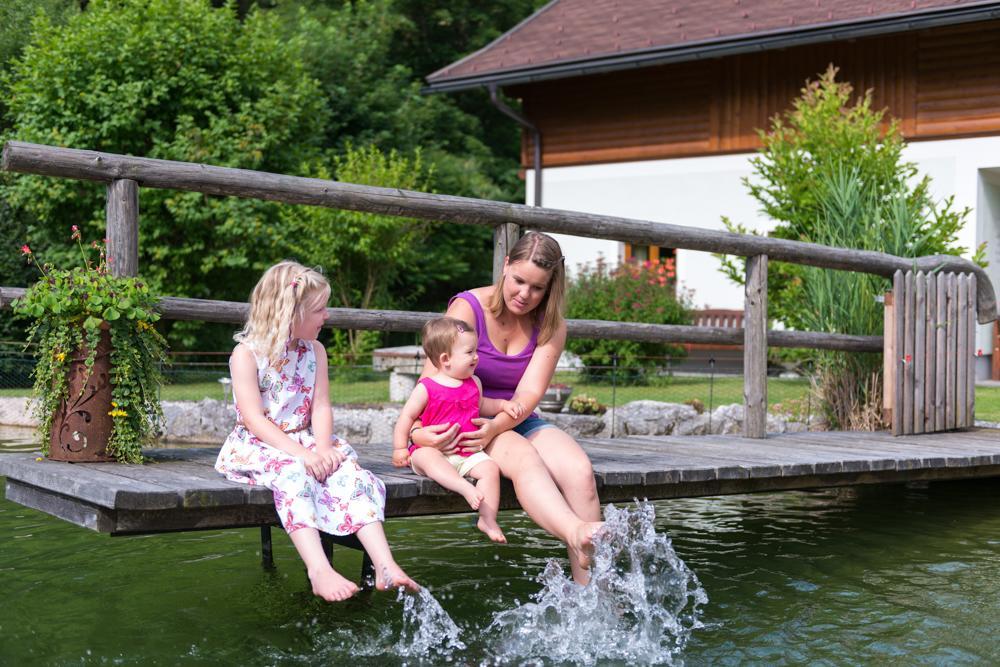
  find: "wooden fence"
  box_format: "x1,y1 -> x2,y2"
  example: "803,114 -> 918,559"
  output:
1,141 -> 996,438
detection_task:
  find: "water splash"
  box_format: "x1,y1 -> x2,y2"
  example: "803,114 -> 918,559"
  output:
485,501 -> 707,665
394,586 -> 467,660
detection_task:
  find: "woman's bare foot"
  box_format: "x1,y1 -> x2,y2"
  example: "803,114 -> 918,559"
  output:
477,516 -> 507,543
375,562 -> 420,593
308,566 -> 359,602
568,521 -> 604,570
460,483 -> 485,511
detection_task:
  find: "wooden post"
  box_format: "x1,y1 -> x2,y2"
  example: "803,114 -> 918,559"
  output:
743,254 -> 767,438
883,290 -> 895,426
492,223 -> 520,283
106,178 -> 139,277
956,275 -> 969,427
903,271 -> 915,434
967,274 -> 978,426
893,270 -> 905,435
924,273 -> 936,432
935,274 -> 947,432
914,273 -> 925,433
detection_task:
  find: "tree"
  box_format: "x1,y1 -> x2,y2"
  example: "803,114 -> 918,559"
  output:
719,67 -> 975,428
2,0 -> 328,347
278,144 -> 433,363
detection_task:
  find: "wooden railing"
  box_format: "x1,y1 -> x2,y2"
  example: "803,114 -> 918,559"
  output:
1,141 -> 996,438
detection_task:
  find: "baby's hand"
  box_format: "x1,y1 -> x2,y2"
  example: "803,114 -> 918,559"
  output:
392,448 -> 411,468
502,400 -> 525,420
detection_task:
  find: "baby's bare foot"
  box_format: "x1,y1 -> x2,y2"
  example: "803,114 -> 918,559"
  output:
375,563 -> 420,593
308,566 -> 359,602
477,516 -> 507,543
461,485 -> 484,511
569,521 -> 604,570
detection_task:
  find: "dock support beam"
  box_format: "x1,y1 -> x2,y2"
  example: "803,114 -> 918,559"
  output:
260,525 -> 273,569
744,254 -> 768,438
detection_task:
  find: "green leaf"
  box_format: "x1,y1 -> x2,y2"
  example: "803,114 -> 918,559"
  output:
103,307 -> 121,321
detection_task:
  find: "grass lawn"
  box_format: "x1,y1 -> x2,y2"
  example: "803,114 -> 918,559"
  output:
6,375 -> 1000,422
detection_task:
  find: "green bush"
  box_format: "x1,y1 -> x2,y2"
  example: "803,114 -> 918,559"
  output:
566,256 -> 691,381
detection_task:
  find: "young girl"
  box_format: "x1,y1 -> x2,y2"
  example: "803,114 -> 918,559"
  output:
392,317 -> 523,543
216,260 -> 418,602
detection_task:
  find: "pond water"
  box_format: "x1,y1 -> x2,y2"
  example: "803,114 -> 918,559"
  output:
1,428 -> 999,665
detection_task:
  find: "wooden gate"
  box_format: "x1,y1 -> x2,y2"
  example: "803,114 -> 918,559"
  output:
884,270 -> 977,435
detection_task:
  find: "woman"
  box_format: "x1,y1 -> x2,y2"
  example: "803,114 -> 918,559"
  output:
410,231 -> 603,584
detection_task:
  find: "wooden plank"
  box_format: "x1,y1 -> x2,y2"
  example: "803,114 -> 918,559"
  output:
947,273 -> 957,430
914,272 -> 925,433
957,274 -> 969,427
5,479 -> 115,533
924,273 -> 936,432
967,273 -> 977,427
3,141 -> 996,323
0,454 -> 177,510
883,289 -> 895,426
744,254 -> 768,438
936,273 -> 948,431
893,270 -> 905,435
106,178 -> 139,278
903,271 -> 915,435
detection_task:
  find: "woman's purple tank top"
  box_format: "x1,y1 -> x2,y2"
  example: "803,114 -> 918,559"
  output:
449,291 -> 538,402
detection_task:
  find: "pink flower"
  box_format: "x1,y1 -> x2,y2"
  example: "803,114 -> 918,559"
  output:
904,354 -> 912,364
20,244 -> 31,255
977,348 -> 984,357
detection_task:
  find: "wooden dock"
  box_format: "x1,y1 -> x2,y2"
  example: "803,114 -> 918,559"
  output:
3,429 -> 1000,536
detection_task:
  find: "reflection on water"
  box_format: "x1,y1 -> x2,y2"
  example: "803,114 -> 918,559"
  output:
1,434 -> 999,664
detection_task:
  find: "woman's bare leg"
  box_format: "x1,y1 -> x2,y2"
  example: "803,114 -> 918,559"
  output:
355,521 -> 419,592
527,428 -> 602,583
487,431 -> 602,575
288,527 -> 359,601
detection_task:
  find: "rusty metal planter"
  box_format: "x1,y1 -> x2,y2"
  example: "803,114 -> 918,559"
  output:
49,325 -> 115,462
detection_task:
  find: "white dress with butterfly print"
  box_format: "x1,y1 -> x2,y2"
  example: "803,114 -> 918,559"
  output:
215,339 -> 386,535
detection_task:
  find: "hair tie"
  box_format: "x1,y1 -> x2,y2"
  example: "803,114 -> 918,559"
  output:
456,322 -> 466,333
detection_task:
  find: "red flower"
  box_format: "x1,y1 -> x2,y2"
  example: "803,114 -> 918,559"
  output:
904,354 -> 912,364
20,244 -> 31,255
977,348 -> 984,357
70,225 -> 81,240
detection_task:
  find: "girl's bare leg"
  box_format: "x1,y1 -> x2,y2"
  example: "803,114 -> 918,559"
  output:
410,448 -> 485,510
467,460 -> 506,543
486,432 -> 602,576
355,521 -> 419,592
528,428 -> 603,583
288,527 -> 359,602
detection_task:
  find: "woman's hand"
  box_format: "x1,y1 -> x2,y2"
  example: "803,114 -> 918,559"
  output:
409,422 -> 463,455
460,417 -> 499,452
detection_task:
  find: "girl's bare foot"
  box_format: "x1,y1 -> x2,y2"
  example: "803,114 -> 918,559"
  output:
461,484 -> 485,511
568,521 -> 604,570
375,562 -> 420,593
477,516 -> 507,543
308,566 -> 359,602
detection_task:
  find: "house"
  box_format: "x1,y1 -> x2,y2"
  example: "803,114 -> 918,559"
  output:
425,0 -> 1000,378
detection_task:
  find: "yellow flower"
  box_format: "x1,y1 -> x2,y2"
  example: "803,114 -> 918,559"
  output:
54,352 -> 66,363
108,408 -> 127,418
35,456 -> 44,462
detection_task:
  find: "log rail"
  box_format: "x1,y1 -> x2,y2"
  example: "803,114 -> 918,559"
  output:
2,140 -> 996,438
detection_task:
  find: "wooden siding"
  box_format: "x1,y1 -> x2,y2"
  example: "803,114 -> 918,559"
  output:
512,20 -> 1000,168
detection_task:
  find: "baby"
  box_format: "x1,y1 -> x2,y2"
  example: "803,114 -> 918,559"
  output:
392,317 -> 523,543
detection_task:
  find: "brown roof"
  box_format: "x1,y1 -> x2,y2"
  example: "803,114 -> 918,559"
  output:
426,0 -> 1000,91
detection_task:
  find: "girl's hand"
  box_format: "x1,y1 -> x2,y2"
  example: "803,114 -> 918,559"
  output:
460,417 -> 498,453
302,449 -> 331,482
410,422 -> 462,455
321,447 -> 346,474
502,400 -> 525,420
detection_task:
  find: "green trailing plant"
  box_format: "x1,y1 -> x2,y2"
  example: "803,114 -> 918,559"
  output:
566,256 -> 691,381
13,230 -> 167,462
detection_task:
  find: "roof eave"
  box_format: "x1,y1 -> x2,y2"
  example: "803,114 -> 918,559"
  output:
423,2 -> 1000,94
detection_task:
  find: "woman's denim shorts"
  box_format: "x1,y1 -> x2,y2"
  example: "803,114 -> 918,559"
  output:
512,414 -> 556,438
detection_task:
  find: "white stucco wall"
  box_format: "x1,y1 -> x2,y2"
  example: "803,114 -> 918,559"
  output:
527,135 -> 1000,377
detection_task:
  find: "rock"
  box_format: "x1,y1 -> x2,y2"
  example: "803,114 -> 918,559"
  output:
160,398 -> 233,442
674,413 -> 711,436
0,397 -> 35,427
709,404 -> 744,435
603,400 -> 698,437
539,410 -> 605,438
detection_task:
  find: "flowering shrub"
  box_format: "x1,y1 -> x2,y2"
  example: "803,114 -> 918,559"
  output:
568,394 -> 607,415
566,256 -> 691,380
13,230 -> 167,463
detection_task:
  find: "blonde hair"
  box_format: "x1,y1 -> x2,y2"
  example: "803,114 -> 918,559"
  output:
487,231 -> 566,345
422,317 -> 475,368
235,260 -> 330,367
